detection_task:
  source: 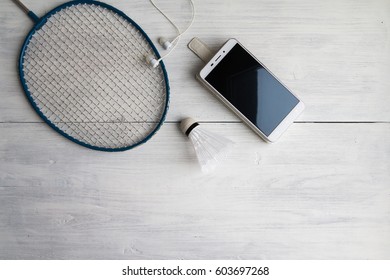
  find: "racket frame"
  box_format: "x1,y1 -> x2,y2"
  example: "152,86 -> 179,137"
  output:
18,0 -> 170,152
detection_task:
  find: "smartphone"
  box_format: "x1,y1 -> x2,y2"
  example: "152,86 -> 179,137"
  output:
197,38 -> 304,142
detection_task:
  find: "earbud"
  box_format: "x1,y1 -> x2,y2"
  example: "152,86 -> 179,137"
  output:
145,0 -> 195,68
145,54 -> 159,68
158,37 -> 173,50
144,38 -> 171,68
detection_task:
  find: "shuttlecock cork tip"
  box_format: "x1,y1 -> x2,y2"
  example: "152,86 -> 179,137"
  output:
180,117 -> 199,136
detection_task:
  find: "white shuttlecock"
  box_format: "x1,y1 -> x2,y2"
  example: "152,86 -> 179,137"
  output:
180,117 -> 234,173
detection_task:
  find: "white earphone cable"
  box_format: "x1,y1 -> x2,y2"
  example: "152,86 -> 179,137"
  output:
149,0 -> 195,63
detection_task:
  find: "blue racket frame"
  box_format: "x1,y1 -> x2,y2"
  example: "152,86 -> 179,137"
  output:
18,0 -> 170,152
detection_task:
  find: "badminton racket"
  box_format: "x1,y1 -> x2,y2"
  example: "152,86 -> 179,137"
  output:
14,0 -> 170,151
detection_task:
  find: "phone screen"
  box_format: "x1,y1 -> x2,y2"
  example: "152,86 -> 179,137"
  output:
205,43 -> 299,136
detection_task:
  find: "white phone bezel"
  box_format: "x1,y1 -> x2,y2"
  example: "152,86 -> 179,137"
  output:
198,38 -> 305,142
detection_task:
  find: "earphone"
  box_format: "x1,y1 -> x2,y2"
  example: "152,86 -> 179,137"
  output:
145,0 -> 195,68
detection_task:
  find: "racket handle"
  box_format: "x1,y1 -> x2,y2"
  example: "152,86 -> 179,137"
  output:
12,0 -> 39,23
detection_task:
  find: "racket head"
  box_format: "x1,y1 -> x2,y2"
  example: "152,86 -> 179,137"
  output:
18,0 -> 170,152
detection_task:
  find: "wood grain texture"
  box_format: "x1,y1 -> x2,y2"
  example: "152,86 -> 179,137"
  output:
0,0 -> 389,122
0,0 -> 389,260
0,123 -> 389,259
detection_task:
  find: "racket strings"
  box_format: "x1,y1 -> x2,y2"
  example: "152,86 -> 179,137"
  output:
26,38 -> 132,146
59,7 -> 163,121
22,4 -> 168,149
87,7 -> 166,113
76,6 -> 165,107
27,74 -> 127,148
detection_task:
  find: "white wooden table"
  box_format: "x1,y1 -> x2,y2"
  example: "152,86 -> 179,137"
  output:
1,0 -> 389,259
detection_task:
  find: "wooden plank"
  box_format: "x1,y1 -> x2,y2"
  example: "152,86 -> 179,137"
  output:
0,123 -> 389,259
0,0 -> 389,122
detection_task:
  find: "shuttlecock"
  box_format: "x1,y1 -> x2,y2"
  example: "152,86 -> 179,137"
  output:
180,117 -> 234,173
